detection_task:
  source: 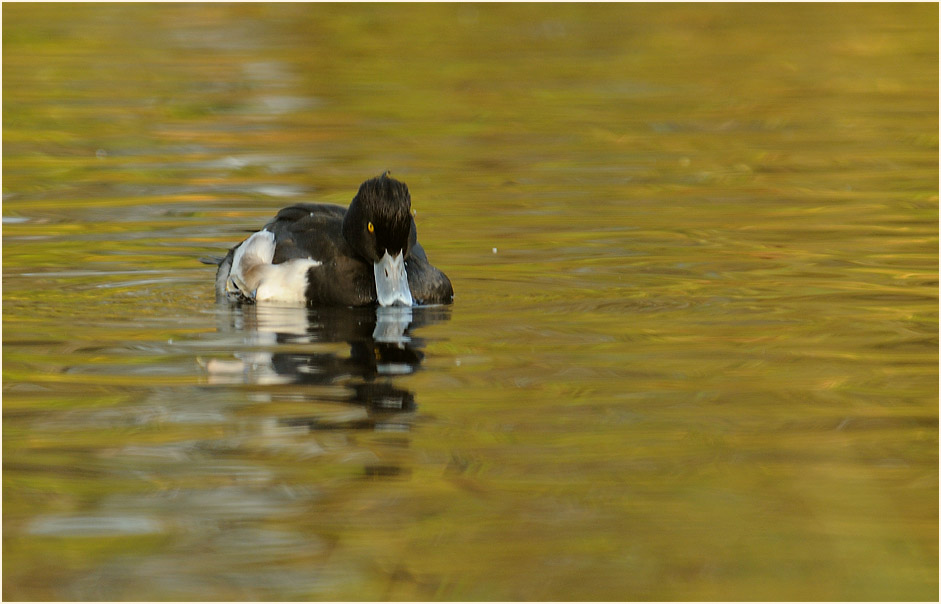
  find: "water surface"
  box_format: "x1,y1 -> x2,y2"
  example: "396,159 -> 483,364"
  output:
3,3 -> 938,601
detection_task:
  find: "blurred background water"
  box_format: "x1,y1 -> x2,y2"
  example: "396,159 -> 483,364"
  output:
2,3 -> 938,601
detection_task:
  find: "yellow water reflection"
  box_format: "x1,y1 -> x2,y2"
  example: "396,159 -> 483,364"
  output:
3,3 -> 937,601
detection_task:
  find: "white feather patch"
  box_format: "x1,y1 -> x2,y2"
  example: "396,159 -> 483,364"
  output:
254,258 -> 321,303
226,229 -> 320,304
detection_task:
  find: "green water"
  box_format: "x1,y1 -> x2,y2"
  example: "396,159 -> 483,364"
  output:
3,3 -> 938,601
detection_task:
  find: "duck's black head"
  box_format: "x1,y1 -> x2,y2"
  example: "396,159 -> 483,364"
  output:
342,172 -> 415,263
343,173 -> 416,306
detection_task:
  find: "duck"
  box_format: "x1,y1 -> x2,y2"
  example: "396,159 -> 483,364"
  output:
213,173 -> 453,307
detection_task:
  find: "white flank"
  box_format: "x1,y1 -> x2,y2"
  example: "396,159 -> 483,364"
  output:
253,258 -> 321,303
226,229 -> 320,304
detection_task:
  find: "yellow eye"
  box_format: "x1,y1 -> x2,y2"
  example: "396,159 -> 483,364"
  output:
367,221 -> 374,233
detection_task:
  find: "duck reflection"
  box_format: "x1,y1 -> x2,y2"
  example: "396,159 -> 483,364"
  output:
206,304 -> 450,429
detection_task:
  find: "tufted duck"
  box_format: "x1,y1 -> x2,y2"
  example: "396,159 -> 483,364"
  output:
214,173 -> 453,307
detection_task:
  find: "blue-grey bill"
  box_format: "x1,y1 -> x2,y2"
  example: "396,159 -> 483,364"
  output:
374,250 -> 413,307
